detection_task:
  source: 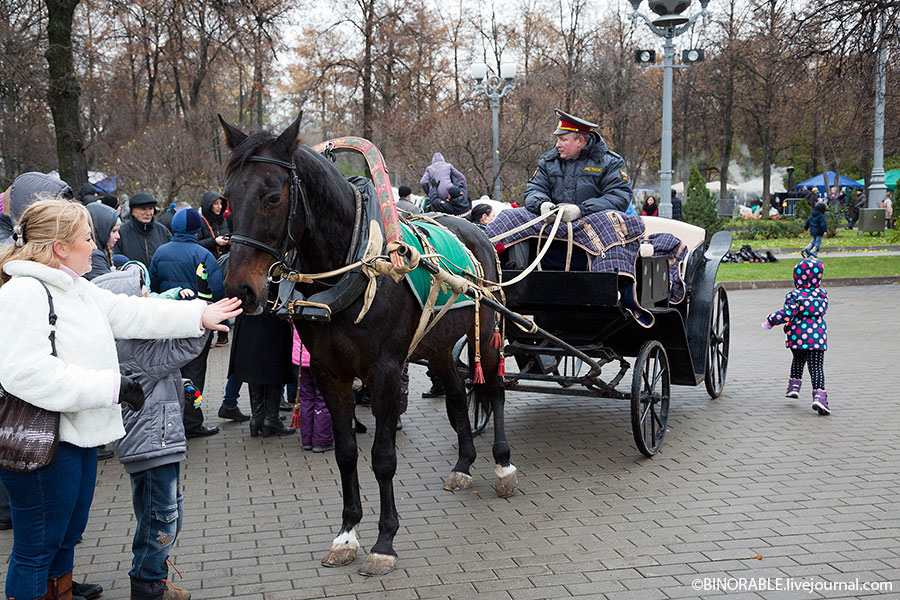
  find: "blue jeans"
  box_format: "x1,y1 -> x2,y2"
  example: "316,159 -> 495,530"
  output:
804,235 -> 823,256
0,443 -> 97,600
221,374 -> 242,409
130,463 -> 184,581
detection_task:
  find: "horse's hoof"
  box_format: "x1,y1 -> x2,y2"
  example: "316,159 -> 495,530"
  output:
495,464 -> 518,498
443,471 -> 473,491
358,552 -> 396,577
321,529 -> 359,567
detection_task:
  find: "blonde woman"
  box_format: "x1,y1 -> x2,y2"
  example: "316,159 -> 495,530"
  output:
0,198 -> 241,600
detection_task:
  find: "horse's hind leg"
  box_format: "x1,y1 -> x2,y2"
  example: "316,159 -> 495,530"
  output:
429,350 -> 478,492
358,362 -> 404,577
316,375 -> 363,568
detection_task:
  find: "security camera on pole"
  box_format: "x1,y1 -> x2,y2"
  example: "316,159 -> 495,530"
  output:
628,0 -> 711,219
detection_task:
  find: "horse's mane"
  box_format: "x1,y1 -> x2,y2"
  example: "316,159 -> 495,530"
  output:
224,129 -> 346,200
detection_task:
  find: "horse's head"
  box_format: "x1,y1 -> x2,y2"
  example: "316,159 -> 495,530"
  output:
218,113 -> 307,314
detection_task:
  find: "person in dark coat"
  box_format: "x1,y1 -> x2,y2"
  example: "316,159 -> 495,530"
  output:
420,152 -> 468,206
396,185 -> 422,215
671,189 -> 683,221
197,191 -> 231,258
801,201 -> 827,258
84,201 -> 121,281
227,310 -> 295,437
112,193 -> 172,266
523,109 -> 631,217
430,185 -> 471,216
150,207 -> 225,439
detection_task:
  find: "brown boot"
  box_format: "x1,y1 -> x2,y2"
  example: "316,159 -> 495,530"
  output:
41,570 -> 73,600
161,579 -> 191,600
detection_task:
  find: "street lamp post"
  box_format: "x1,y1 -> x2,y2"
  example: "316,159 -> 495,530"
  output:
628,0 -> 711,218
868,12 -> 888,209
471,61 -> 516,201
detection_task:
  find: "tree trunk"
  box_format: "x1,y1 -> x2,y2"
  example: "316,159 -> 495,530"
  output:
44,0 -> 87,190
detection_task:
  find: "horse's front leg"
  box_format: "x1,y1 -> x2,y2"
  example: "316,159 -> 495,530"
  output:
358,363 -> 403,577
430,350 -> 478,492
316,375 -> 363,568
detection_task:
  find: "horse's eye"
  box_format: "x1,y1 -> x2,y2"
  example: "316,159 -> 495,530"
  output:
264,193 -> 281,207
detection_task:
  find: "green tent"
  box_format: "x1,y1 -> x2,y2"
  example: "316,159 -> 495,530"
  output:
856,169 -> 900,190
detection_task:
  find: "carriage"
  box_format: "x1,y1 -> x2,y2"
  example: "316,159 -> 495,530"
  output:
456,219 -> 732,457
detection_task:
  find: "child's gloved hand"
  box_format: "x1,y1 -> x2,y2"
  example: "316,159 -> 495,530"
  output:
196,263 -> 213,301
119,373 -> 146,412
761,320 -> 773,329
183,379 -> 202,409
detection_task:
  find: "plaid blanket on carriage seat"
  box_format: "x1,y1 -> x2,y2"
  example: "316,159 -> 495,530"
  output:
486,207 -> 690,306
485,207 -> 645,277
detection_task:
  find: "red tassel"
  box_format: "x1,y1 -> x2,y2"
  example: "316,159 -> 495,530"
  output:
490,331 -> 502,349
473,360 -> 485,384
291,405 -> 301,430
497,357 -> 505,377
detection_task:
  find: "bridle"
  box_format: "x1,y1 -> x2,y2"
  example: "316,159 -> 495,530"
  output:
228,154 -> 310,267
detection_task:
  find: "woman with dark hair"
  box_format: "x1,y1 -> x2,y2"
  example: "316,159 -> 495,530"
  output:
198,191 -> 231,258
84,201 -> 120,281
469,204 -> 495,229
641,195 -> 658,216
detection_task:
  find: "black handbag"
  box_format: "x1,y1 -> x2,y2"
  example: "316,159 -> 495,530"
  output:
0,281 -> 61,472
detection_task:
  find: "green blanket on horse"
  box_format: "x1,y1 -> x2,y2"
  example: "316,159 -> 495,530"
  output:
400,221 -> 477,311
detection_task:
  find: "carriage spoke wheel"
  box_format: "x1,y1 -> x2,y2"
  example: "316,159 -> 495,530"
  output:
452,336 -> 492,436
704,284 -> 730,398
630,340 -> 670,457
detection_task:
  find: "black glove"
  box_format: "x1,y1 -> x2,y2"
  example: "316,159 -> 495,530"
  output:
119,374 -> 146,412
196,263 -> 212,301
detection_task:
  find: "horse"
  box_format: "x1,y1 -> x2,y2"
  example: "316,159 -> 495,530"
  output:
218,113 -> 517,576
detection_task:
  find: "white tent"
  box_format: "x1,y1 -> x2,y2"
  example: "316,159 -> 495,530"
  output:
670,180 -> 738,195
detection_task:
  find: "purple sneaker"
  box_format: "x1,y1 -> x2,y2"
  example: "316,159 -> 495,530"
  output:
785,378 -> 802,399
812,389 -> 830,415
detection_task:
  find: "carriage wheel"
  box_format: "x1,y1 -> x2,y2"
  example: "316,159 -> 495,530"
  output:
452,336 -> 492,436
704,284 -> 730,398
630,340 -> 670,457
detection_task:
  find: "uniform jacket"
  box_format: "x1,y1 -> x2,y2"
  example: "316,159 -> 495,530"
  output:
766,258 -> 827,351
198,192 -> 230,258
149,209 -> 225,300
804,203 -> 827,237
113,215 -> 172,266
93,270 -> 208,474
0,260 -> 206,448
524,132 -> 632,216
420,153 -> 467,200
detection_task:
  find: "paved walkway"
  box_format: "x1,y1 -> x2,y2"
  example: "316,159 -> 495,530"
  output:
2,286 -> 899,599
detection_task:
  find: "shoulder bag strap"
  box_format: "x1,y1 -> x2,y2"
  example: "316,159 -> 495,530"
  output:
36,281 -> 58,357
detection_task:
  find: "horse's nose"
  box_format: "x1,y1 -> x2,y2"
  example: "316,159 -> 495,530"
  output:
230,282 -> 257,310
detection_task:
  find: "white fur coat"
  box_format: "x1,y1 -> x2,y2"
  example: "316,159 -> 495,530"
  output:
0,260 -> 207,448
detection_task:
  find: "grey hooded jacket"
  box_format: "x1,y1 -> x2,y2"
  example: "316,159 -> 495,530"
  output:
0,172 -> 74,246
84,201 -> 120,280
419,153 -> 468,201
524,132 -> 632,216
92,270 -> 208,474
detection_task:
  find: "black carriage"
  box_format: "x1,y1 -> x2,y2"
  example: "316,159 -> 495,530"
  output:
457,219 -> 731,457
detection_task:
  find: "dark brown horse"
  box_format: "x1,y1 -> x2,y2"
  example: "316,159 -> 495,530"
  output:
218,113 -> 517,576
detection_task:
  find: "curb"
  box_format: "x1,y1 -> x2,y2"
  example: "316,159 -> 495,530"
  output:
720,276 -> 900,290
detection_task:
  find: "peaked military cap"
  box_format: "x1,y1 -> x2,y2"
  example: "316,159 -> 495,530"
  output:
553,109 -> 598,136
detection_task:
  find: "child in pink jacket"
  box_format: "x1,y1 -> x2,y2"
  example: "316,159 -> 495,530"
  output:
291,326 -> 333,451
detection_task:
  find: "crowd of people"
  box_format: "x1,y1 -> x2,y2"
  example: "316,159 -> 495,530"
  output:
0,173 -> 342,600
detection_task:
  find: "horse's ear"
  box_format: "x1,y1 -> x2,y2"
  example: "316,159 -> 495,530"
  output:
218,114 -> 248,150
273,111 -> 303,157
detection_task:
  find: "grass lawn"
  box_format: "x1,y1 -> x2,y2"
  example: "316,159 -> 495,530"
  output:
717,255 -> 900,281
729,228 -> 897,250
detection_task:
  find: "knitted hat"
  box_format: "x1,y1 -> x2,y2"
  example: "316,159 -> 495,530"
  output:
398,185 -> 412,198
448,186 -> 463,198
173,207 -> 203,234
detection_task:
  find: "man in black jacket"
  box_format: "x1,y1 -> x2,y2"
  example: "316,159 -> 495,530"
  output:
113,193 -> 172,266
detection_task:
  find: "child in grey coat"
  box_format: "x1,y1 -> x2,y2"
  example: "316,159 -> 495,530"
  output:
93,269 -> 208,600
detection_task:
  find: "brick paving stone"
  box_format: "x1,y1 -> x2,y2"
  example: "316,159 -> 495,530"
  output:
2,286 -> 900,599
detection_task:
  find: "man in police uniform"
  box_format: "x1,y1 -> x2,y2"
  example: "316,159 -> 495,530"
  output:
524,109 -> 632,220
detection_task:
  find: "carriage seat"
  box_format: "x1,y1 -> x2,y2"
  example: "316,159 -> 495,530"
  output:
640,216 -> 706,250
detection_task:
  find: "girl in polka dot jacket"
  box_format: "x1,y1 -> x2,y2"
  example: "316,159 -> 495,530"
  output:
762,258 -> 829,415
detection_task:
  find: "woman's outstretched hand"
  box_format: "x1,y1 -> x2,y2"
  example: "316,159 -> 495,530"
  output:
201,297 -> 243,331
